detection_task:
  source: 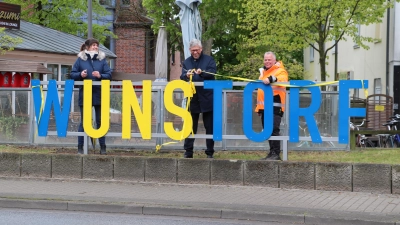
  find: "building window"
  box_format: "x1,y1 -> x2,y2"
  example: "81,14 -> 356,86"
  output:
121,0 -> 130,6
99,0 -> 113,6
309,47 -> 314,62
104,35 -> 111,50
374,78 -> 381,95
148,33 -> 155,61
46,64 -> 58,80
354,24 -> 360,49
61,65 -> 72,81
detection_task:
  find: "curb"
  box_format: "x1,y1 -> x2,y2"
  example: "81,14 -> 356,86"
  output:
0,198 -> 398,225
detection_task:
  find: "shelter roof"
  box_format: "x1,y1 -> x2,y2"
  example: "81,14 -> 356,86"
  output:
3,20 -> 117,58
0,60 -> 52,74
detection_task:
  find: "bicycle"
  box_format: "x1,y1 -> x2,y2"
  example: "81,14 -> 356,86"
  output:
389,114 -> 400,148
379,114 -> 400,148
350,119 -> 375,148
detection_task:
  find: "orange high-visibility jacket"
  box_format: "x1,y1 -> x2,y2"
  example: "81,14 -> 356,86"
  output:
255,63 -> 288,113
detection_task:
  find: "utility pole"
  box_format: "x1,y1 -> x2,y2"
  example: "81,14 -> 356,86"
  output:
88,0 -> 92,38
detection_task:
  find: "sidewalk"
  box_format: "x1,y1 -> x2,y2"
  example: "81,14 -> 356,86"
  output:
0,178 -> 399,225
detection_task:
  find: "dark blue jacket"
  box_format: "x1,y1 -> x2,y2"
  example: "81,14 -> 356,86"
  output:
180,53 -> 216,113
70,51 -> 112,106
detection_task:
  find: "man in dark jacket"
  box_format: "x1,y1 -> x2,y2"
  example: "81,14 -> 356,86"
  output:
70,38 -> 112,155
180,39 -> 217,159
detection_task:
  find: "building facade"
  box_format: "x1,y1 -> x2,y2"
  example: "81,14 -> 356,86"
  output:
304,3 -> 400,113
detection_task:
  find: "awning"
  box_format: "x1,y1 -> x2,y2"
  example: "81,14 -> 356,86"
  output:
0,60 -> 52,74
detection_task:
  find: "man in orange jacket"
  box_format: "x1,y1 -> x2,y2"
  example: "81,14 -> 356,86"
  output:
255,51 -> 288,160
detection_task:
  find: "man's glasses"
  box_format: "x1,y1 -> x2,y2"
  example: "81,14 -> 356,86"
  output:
190,48 -> 201,53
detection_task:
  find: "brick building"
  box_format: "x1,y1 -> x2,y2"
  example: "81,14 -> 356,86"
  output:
114,0 -> 155,75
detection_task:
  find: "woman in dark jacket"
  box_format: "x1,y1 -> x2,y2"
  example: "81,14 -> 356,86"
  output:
180,39 -> 217,159
70,38 -> 112,155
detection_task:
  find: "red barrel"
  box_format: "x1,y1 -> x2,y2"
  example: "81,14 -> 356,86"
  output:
3,72 -> 12,87
11,72 -> 21,87
20,73 -> 31,87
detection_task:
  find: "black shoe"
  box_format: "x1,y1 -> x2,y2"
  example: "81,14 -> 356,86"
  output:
183,154 -> 193,158
267,153 -> 281,161
260,151 -> 273,160
100,145 -> 107,155
207,155 -> 214,159
78,145 -> 83,154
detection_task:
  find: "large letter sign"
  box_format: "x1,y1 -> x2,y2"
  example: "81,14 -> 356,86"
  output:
32,79 -> 368,145
83,80 -> 110,138
243,82 -> 273,142
164,80 -> 193,140
204,80 -> 233,141
289,80 -> 322,143
32,79 -> 73,137
338,80 -> 368,144
122,80 -> 152,139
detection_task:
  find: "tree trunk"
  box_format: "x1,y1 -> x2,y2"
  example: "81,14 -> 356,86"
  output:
202,38 -> 213,56
201,18 -> 216,56
318,41 -> 327,91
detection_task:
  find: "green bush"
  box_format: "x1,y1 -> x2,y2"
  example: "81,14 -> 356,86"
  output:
0,116 -> 28,140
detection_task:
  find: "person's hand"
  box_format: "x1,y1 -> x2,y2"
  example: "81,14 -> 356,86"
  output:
186,69 -> 194,78
92,71 -> 101,78
194,69 -> 202,74
81,69 -> 87,78
275,62 -> 281,67
263,78 -> 270,84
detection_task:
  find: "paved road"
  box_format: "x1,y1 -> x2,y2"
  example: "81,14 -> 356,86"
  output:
0,178 -> 399,225
0,208 -> 292,225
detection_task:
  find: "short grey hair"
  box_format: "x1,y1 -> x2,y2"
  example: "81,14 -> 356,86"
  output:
189,39 -> 202,48
264,51 -> 276,60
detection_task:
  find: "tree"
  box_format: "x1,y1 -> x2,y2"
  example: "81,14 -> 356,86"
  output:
0,27 -> 23,55
143,0 -> 248,76
142,0 -> 304,81
237,0 -> 397,85
200,0 -> 305,81
4,0 -> 116,43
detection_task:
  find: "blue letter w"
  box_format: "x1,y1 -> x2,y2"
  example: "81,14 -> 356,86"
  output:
31,79 -> 74,137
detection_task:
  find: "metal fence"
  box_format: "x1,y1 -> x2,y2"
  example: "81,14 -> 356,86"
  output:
0,81 -> 348,156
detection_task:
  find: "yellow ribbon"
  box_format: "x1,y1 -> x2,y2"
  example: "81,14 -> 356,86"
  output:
202,70 -> 367,98
31,85 -> 45,137
201,70 -> 343,88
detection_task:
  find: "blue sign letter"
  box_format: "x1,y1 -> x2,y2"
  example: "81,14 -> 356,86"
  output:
289,80 -> 322,143
243,82 -> 273,142
204,80 -> 233,141
32,79 -> 74,137
338,80 -> 368,143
